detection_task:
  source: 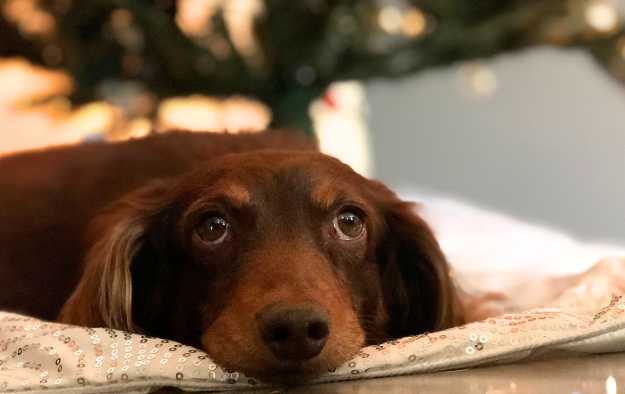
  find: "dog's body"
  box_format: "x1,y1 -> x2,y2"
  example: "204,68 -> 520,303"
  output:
0,131 -> 313,321
0,131 -> 462,381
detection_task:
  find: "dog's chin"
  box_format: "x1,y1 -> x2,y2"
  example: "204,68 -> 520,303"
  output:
239,357 -> 342,385
206,344 -> 362,385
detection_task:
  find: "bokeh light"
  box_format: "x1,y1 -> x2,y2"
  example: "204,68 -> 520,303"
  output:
585,1 -> 620,33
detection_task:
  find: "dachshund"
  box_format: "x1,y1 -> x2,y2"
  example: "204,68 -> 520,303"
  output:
0,130 -> 463,381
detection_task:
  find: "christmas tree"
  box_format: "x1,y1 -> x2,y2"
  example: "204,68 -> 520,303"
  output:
1,0 -> 623,132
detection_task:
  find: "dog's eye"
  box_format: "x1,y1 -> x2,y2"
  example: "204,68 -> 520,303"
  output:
333,211 -> 365,240
196,216 -> 230,244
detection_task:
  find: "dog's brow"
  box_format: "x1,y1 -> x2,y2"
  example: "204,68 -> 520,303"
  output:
187,181 -> 251,213
310,181 -> 338,210
216,181 -> 251,208
310,180 -> 371,213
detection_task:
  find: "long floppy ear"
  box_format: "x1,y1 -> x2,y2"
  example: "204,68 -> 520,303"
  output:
58,180 -> 171,331
378,198 -> 464,339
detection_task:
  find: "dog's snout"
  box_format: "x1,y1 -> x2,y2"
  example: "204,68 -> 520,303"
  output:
258,305 -> 330,361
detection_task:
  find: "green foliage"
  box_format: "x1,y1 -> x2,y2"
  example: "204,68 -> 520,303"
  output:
1,0 -> 623,131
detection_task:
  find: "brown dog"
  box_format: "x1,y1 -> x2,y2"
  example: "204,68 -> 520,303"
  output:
0,131 -> 462,381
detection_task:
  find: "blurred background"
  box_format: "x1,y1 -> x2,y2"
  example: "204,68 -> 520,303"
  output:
0,0 -> 624,246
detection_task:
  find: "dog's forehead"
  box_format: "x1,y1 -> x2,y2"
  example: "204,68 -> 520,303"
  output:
198,151 -> 366,205
220,150 -> 348,169
212,151 -> 358,181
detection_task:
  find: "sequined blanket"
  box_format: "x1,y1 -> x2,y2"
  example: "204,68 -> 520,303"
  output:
1,256 -> 625,394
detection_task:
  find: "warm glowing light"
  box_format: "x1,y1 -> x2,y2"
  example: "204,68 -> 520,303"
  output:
461,63 -> 498,98
3,0 -> 55,36
401,8 -> 427,37
64,102 -> 120,135
585,1 -> 620,33
606,375 -> 617,394
130,118 -> 152,138
158,95 -> 223,131
175,0 -> 219,37
0,58 -> 73,104
109,117 -> 152,141
157,95 -> 270,133
223,0 -> 266,70
221,96 -> 271,133
0,58 -> 273,155
175,0 -> 233,59
378,6 -> 403,34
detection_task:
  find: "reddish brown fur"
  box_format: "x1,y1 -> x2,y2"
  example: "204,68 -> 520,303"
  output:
0,131 -> 463,381
201,246 -> 364,379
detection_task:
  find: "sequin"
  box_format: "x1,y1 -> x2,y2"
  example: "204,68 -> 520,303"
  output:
2,258 -> 625,392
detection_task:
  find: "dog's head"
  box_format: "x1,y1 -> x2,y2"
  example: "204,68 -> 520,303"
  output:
59,150 -> 460,381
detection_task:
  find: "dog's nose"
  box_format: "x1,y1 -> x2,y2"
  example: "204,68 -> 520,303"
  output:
257,305 -> 330,361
